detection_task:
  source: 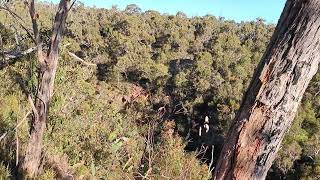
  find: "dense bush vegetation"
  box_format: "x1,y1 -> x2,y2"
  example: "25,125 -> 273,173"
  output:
0,2 -> 319,179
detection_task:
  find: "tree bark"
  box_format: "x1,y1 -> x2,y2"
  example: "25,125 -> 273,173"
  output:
21,0 -> 73,177
213,0 -> 320,180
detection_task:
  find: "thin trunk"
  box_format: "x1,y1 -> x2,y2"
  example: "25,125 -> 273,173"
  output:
22,0 -> 72,177
213,0 -> 320,179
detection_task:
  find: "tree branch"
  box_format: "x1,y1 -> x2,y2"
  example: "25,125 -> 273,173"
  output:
0,4 -> 36,44
68,0 -> 77,11
0,132 -> 7,142
28,0 -> 40,45
0,47 -> 37,70
3,47 -> 37,60
47,0 -> 71,59
28,0 -> 45,64
0,111 -> 31,142
68,51 -> 97,67
0,35 -> 3,59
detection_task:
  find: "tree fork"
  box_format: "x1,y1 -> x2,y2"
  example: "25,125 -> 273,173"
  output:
213,0 -> 320,179
21,0 -> 74,177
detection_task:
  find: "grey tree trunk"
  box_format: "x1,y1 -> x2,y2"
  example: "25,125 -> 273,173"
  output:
21,0 -> 72,177
213,0 -> 320,179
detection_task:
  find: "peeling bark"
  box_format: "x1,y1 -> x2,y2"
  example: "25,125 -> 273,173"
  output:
213,0 -> 320,179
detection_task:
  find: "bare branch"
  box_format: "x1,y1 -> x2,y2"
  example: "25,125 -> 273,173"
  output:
68,0 -> 77,12
47,0 -> 71,59
0,4 -> 36,44
0,111 -> 31,143
207,145 -> 215,178
10,24 -> 21,49
3,47 -> 37,60
0,35 -> 3,59
0,47 -> 37,70
28,95 -> 39,123
68,51 -> 97,67
0,132 -> 7,142
28,0 -> 45,64
16,130 -> 19,166
15,111 -> 32,131
28,0 -> 40,45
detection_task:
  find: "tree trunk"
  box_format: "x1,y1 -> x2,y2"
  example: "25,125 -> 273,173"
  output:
213,0 -> 320,179
22,0 -> 72,177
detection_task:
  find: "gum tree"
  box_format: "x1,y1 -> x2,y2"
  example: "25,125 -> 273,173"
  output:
213,0 -> 320,179
19,0 -> 75,177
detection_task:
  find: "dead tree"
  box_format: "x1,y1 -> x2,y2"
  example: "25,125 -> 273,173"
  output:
213,0 -> 320,179
21,0 -> 75,177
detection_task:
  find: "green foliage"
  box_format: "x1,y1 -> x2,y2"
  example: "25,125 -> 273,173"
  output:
151,122 -> 210,180
38,169 -> 56,180
0,163 -> 11,180
0,2 -> 319,179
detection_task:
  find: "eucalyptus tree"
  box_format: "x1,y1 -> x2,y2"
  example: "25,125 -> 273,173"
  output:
0,0 -> 77,177
213,0 -> 320,179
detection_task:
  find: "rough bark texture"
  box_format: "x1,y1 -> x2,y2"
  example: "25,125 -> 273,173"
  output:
213,0 -> 320,180
22,0 -> 71,177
